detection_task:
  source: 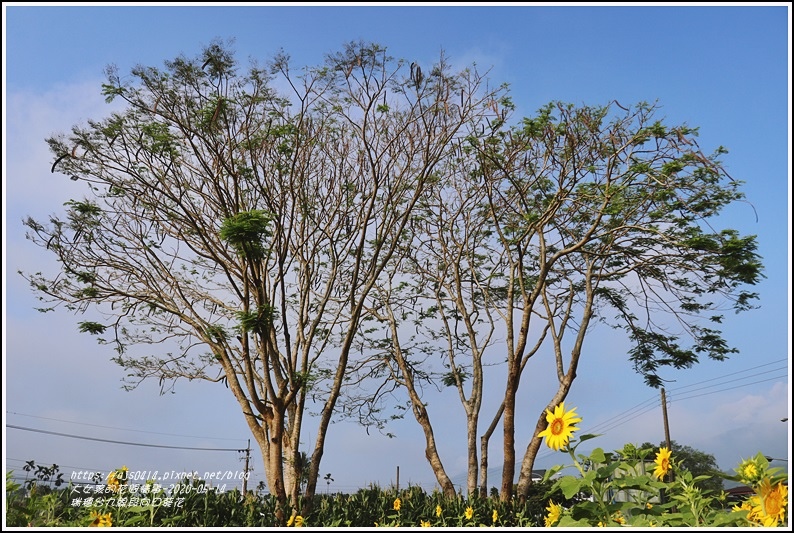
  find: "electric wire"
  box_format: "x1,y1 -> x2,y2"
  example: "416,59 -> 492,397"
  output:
5,411 -> 245,442
6,424 -> 245,452
667,359 -> 787,393
670,374 -> 787,402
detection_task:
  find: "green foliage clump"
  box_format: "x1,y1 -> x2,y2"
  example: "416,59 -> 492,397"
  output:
219,210 -> 273,260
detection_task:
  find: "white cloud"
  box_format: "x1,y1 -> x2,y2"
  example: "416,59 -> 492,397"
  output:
712,381 -> 788,424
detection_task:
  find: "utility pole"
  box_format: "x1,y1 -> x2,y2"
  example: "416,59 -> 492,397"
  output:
660,388 -> 674,508
396,465 -> 400,492
661,388 -> 672,451
241,440 -> 250,496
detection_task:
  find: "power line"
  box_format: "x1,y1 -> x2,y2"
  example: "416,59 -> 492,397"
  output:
666,359 -> 787,393
5,457 -> 107,473
5,411 -> 245,442
666,366 -> 787,396
578,397 -> 659,436
7,425 -> 244,452
585,402 -> 661,438
670,374 -> 788,403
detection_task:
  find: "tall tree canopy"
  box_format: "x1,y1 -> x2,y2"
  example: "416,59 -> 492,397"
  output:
22,40 -> 503,514
23,39 -> 762,513
349,100 -> 763,501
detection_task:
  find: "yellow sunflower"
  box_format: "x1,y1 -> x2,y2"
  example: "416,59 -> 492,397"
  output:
105,465 -> 128,493
393,498 -> 401,511
537,402 -> 582,451
732,498 -> 756,523
464,506 -> 474,520
89,511 -> 112,527
435,504 -> 442,518
744,495 -> 764,524
737,457 -> 763,484
752,478 -> 788,527
492,509 -> 498,523
652,447 -> 672,480
420,520 -> 431,527
544,501 -> 562,527
106,476 -> 119,492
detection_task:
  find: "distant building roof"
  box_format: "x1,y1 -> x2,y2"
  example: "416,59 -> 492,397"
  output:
724,484 -> 754,502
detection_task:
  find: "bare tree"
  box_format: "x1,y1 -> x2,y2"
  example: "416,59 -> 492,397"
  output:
21,40 -> 500,516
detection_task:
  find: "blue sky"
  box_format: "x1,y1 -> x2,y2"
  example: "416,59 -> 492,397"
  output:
3,3 -> 791,495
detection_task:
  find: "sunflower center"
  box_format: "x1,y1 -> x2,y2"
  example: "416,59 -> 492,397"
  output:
661,458 -> 669,470
551,419 -> 564,435
764,490 -> 781,515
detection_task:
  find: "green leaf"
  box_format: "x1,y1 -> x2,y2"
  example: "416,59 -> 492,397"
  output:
558,476 -> 585,499
120,514 -> 147,526
542,464 -> 564,482
577,433 -> 602,443
78,321 -> 107,335
557,515 -> 592,526
590,447 -> 607,464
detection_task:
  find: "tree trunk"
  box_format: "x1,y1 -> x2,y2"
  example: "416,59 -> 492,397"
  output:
479,401 -> 504,497
500,370 -> 519,501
